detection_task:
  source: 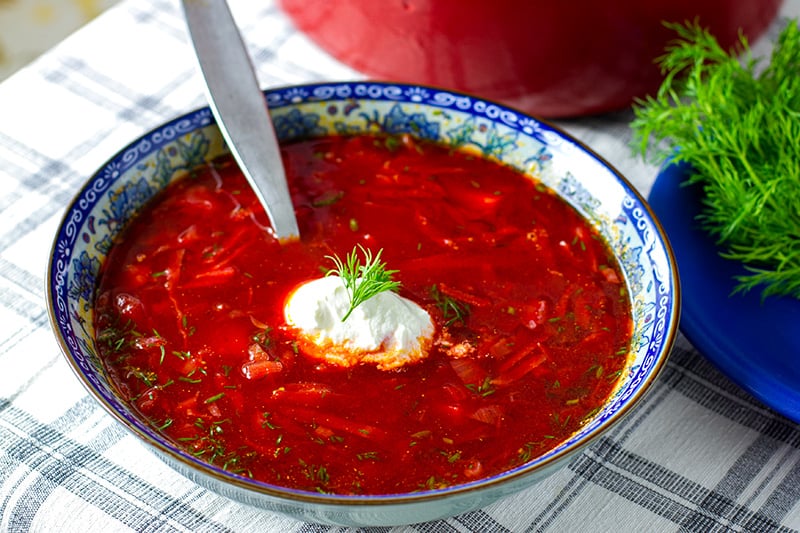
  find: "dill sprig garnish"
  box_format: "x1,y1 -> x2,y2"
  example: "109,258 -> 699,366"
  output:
326,245 -> 401,321
632,19 -> 800,300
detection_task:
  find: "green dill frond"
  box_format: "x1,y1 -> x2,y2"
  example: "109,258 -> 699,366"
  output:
326,245 -> 401,321
631,19 -> 800,300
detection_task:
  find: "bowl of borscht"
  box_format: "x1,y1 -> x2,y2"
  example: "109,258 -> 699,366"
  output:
47,81 -> 680,526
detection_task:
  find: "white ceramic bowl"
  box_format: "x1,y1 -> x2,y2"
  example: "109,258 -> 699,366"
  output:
47,81 -> 679,526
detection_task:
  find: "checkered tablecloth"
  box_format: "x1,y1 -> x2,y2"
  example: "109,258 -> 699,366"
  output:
2,1 -> 800,531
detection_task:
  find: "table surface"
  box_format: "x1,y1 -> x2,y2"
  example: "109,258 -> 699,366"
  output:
2,1 -> 800,531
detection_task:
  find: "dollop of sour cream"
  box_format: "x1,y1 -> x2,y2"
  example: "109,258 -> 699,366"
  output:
284,276 -> 434,370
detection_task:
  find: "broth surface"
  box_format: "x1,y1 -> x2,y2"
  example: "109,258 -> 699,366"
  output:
94,134 -> 633,494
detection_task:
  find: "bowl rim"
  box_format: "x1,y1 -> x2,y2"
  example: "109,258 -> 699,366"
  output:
46,80 -> 681,506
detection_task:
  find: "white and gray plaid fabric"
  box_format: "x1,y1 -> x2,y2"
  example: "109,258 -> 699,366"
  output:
2,1 -> 799,531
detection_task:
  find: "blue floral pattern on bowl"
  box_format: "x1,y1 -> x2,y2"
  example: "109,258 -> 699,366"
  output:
47,81 -> 679,526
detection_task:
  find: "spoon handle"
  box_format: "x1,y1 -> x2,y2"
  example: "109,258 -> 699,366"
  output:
181,0 -> 300,243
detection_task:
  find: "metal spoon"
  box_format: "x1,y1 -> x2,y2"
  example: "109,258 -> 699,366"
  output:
181,0 -> 300,243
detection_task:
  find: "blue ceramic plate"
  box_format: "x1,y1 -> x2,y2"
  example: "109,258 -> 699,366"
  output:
649,162 -> 800,422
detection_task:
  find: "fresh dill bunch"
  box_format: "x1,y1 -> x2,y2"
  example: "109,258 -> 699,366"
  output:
326,245 -> 401,321
632,19 -> 800,300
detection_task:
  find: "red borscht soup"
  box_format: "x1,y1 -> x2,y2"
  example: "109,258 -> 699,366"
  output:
94,134 -> 633,495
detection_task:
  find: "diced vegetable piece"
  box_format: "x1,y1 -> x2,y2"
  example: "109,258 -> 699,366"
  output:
241,359 -> 284,380
494,344 -> 548,387
470,404 -> 504,425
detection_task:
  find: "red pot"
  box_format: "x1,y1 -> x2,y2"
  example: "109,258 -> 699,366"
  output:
279,0 -> 783,117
